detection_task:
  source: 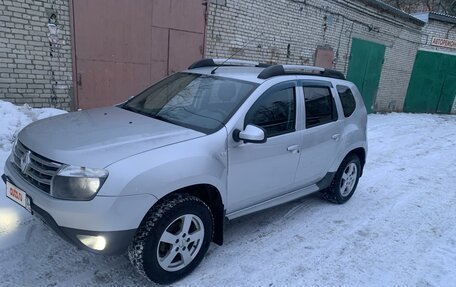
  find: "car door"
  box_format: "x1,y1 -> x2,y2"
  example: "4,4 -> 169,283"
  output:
227,82 -> 302,212
294,81 -> 344,186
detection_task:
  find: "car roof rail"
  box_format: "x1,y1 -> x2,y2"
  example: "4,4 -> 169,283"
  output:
188,58 -> 270,69
257,65 -> 346,80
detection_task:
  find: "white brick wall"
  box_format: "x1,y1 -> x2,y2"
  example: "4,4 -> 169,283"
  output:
206,0 -> 423,112
0,0 -> 72,110
420,19 -> 456,53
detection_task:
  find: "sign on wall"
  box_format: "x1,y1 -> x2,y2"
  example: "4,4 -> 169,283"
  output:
431,37 -> 456,49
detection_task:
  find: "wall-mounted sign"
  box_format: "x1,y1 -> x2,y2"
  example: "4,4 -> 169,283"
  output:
431,37 -> 456,49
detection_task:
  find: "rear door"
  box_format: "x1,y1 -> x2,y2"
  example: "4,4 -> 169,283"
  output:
294,81 -> 344,186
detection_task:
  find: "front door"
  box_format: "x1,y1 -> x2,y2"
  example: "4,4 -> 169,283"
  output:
227,83 -> 301,212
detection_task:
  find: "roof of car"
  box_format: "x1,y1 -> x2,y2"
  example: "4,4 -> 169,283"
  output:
185,59 -> 347,84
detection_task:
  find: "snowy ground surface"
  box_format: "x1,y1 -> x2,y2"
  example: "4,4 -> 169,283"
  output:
0,100 -> 455,287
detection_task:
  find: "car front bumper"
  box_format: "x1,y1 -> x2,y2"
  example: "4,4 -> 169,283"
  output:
3,159 -> 157,255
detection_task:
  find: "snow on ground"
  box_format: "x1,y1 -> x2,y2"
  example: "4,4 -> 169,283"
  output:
0,100 -> 455,287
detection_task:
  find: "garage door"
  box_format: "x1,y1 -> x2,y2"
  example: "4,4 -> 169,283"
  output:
71,0 -> 206,109
404,50 -> 456,114
346,38 -> 386,113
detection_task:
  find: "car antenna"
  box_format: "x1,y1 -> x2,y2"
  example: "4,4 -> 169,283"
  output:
211,32 -> 264,75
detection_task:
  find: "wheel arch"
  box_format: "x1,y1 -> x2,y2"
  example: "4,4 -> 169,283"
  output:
140,184 -> 225,246
348,147 -> 366,176
331,146 -> 366,177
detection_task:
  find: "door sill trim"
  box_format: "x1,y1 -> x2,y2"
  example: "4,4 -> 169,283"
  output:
226,184 -> 319,220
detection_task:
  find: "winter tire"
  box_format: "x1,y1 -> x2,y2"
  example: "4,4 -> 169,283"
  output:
128,194 -> 213,284
323,154 -> 361,204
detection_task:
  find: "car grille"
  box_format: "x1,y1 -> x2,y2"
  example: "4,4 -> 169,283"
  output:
11,141 -> 62,194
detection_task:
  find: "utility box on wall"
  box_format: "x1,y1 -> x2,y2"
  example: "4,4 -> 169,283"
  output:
314,46 -> 334,69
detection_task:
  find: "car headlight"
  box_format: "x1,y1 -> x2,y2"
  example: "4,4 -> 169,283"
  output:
51,165 -> 108,200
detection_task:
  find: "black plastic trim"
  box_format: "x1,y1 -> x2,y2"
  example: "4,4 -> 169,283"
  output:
188,58 -> 270,69
31,203 -> 136,255
188,58 -> 216,69
316,172 -> 336,190
257,65 -> 286,79
298,80 -> 333,88
258,65 -> 345,80
213,204 -> 225,246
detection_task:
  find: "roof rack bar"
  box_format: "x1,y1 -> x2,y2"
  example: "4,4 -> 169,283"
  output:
257,65 -> 345,80
281,65 -> 325,72
188,58 -> 268,69
213,58 -> 260,66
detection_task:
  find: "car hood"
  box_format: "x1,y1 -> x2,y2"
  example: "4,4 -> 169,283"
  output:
18,107 -> 205,167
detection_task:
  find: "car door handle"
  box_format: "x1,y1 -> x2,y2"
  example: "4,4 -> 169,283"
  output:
332,134 -> 341,141
287,145 -> 300,154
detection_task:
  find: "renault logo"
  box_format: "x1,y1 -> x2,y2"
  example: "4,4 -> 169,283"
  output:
20,151 -> 31,174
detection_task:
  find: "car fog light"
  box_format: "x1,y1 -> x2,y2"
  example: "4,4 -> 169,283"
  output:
76,235 -> 107,251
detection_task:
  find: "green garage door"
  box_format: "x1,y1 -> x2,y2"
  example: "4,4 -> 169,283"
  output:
346,38 -> 386,113
404,50 -> 456,114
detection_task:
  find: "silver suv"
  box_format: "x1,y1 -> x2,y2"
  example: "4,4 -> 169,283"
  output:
3,59 -> 367,284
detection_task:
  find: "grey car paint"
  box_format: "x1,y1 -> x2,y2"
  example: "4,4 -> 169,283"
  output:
3,66 -> 367,254
19,107 -> 205,168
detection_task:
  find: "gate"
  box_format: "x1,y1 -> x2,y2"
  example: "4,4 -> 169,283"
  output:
346,38 -> 386,113
71,0 -> 206,109
404,50 -> 456,114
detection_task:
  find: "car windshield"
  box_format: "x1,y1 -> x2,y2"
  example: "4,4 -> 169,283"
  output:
122,72 -> 259,133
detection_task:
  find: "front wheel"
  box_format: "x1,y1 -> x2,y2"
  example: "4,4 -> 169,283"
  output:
323,154 -> 361,204
128,194 -> 213,284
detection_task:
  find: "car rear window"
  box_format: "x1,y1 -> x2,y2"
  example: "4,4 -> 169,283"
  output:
337,85 -> 357,118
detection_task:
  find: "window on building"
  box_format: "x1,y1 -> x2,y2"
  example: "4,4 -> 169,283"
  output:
337,85 -> 357,118
304,86 -> 338,128
245,87 -> 296,137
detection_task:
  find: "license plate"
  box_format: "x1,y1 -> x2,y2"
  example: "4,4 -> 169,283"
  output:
6,181 -> 32,213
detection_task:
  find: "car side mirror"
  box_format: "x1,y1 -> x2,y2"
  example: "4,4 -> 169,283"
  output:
233,124 -> 267,144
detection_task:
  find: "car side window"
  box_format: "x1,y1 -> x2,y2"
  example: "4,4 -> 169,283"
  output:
337,85 -> 357,118
303,86 -> 338,128
245,86 -> 296,138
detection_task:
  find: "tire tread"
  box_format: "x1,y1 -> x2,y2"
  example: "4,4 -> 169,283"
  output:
127,194 -> 212,281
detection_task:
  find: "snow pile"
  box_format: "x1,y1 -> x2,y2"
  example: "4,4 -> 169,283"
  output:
0,100 -> 66,250
0,102 -> 455,286
0,100 -> 66,153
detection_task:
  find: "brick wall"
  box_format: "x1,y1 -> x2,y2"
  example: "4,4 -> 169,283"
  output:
0,0 -> 72,110
420,19 -> 456,53
206,0 -> 423,112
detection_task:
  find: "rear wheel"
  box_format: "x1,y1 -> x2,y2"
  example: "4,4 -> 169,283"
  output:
128,194 -> 213,284
323,154 -> 361,204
